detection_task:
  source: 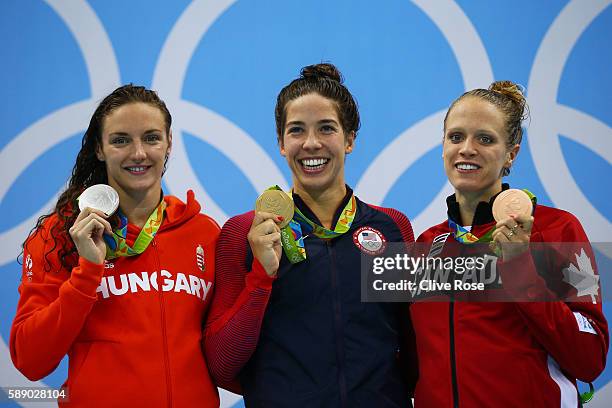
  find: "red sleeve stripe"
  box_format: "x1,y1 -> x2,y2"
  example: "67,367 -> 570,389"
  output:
367,204 -> 415,243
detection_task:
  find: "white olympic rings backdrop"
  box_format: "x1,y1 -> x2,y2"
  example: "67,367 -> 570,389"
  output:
1,1 -> 610,407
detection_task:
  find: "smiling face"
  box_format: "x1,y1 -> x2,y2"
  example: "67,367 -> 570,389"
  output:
96,102 -> 171,204
443,96 -> 519,204
279,93 -> 355,197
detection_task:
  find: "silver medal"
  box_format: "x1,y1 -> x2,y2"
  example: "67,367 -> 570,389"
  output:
78,184 -> 120,215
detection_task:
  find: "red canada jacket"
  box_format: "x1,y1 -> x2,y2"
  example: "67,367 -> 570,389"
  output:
10,191 -> 220,407
410,192 -> 608,408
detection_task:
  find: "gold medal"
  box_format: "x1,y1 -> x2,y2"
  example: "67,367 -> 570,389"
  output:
255,189 -> 294,228
492,189 -> 533,222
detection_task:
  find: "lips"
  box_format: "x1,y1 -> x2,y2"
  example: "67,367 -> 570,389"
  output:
299,158 -> 329,173
124,165 -> 151,175
455,162 -> 480,172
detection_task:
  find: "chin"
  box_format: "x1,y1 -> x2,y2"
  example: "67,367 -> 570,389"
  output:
296,176 -> 335,194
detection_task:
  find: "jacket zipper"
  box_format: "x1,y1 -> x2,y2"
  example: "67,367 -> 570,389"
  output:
327,241 -> 348,407
152,239 -> 173,407
450,292 -> 459,408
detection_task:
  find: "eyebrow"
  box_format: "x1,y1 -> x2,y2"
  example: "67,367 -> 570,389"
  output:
285,119 -> 339,127
108,129 -> 162,137
319,119 -> 339,125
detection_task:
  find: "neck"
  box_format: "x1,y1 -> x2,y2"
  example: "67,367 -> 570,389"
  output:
116,187 -> 162,228
293,183 -> 347,229
454,183 -> 502,226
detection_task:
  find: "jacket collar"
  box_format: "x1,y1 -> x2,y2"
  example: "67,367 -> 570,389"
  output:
292,185 -> 354,230
446,183 -> 510,226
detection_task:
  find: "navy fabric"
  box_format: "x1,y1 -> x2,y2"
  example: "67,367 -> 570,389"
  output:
241,194 -> 413,408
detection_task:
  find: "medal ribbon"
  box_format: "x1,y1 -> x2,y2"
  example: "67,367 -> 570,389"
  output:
104,200 -> 166,259
265,186 -> 357,263
448,189 -> 536,245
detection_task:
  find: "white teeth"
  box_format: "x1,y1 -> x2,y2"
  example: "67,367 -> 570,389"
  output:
127,166 -> 147,172
456,163 -> 479,170
301,158 -> 329,167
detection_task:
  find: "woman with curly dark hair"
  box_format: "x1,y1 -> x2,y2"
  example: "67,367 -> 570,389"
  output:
10,84 -> 221,407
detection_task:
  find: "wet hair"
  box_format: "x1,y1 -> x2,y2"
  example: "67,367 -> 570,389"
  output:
22,84 -> 172,272
275,63 -> 360,143
443,80 -> 529,176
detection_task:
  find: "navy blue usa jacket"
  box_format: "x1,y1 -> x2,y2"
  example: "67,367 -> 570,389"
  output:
205,187 -> 417,408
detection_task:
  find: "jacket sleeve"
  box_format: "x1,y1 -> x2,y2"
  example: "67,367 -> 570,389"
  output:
204,212 -> 276,389
498,211 -> 609,382
9,226 -> 105,381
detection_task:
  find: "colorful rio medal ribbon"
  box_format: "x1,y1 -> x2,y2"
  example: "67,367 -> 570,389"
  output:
256,186 -> 357,264
105,200 -> 167,259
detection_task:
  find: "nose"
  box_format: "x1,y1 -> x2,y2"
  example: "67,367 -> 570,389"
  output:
130,140 -> 147,161
302,129 -> 322,151
458,136 -> 477,157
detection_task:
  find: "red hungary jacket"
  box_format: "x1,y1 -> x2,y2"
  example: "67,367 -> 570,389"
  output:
410,194 -> 608,408
10,191 -> 220,407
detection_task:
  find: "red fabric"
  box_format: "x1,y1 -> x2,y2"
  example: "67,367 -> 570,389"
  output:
411,204 -> 609,408
10,191 -> 221,407
367,204 -> 415,244
204,211 -> 275,392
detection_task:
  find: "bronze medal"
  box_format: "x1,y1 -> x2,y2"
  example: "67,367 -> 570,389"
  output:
255,190 -> 294,228
492,189 -> 533,222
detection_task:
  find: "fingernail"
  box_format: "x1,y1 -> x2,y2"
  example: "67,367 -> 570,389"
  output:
277,216 -> 284,221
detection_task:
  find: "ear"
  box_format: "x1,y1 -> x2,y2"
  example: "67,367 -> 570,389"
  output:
166,129 -> 173,157
96,144 -> 105,161
505,144 -> 520,168
345,131 -> 356,154
278,134 -> 286,157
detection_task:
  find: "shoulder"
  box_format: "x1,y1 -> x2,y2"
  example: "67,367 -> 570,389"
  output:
165,191 -> 221,233
362,201 -> 414,243
219,211 -> 255,243
533,204 -> 579,225
216,211 -> 254,267
25,213 -> 65,248
532,204 -> 587,240
416,220 -> 449,243
192,212 -> 222,233
23,213 -> 73,275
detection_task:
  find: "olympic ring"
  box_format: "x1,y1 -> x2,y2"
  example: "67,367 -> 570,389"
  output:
152,0 -> 289,226
2,1 -> 611,405
527,0 -> 612,257
0,1 -> 121,403
356,0 -> 494,235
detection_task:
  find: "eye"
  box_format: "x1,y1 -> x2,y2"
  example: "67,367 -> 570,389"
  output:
478,134 -> 494,144
111,136 -> 129,145
144,133 -> 161,143
286,126 -> 303,135
447,133 -> 463,143
320,125 -> 336,133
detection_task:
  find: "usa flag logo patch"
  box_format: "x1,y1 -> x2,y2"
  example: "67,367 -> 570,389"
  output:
353,226 -> 387,255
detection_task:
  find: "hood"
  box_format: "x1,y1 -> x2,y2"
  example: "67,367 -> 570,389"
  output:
160,190 -> 202,230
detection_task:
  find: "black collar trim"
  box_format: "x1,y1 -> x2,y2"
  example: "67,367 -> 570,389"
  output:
446,183 -> 510,226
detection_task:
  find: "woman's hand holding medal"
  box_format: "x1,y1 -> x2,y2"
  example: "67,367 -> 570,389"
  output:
70,184 -> 119,265
70,207 -> 112,265
248,211 -> 283,277
491,189 -> 534,261
249,189 -> 294,277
